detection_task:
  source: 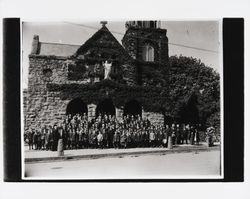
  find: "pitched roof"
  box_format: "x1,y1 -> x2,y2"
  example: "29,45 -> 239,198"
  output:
38,42 -> 80,57
75,26 -> 131,60
36,26 -> 131,61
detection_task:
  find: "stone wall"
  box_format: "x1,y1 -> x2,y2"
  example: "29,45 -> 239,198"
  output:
25,55 -> 134,130
115,107 -> 124,122
142,111 -> 164,126
25,56 -> 70,130
25,91 -> 70,130
25,27 -> 169,130
23,89 -> 28,129
121,63 -> 137,86
122,27 -> 169,86
87,104 -> 97,121
122,27 -> 169,65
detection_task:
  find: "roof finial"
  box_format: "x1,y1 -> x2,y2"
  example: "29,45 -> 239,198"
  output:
100,21 -> 108,27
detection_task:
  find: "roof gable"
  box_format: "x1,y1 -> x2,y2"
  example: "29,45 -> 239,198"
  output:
75,26 -> 131,62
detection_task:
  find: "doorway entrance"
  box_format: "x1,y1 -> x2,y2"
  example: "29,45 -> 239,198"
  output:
66,98 -> 88,116
96,99 -> 115,117
124,99 -> 142,117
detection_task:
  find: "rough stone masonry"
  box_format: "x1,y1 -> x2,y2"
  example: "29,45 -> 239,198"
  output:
24,21 -> 169,130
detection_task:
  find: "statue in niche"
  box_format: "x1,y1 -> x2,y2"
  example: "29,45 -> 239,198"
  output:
103,60 -> 112,79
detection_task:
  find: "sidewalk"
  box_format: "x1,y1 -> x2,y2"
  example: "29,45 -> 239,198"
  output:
25,142 -> 220,163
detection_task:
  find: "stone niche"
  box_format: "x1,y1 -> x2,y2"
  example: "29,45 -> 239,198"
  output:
142,111 -> 164,126
115,107 -> 124,122
87,104 -> 97,121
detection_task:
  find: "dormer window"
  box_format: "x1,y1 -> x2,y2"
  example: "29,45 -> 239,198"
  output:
142,45 -> 154,62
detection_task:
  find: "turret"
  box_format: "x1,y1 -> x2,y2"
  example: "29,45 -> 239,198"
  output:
122,21 -> 169,65
31,35 -> 39,55
125,21 -> 161,29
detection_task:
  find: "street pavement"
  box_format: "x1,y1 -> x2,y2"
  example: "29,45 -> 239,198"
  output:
25,150 -> 221,179
24,142 -> 220,163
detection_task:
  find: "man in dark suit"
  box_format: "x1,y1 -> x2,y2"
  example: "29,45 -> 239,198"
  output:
106,124 -> 113,148
52,124 -> 59,151
36,130 -> 41,150
120,130 -> 127,149
176,124 -> 181,144
190,125 -> 195,145
113,130 -> 120,149
102,124 -> 108,148
171,124 -> 176,145
182,125 -> 189,144
32,130 -> 38,150
149,126 -> 155,147
28,129 -> 34,150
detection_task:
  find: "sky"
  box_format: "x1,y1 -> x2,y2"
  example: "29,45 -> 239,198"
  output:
22,21 -> 220,89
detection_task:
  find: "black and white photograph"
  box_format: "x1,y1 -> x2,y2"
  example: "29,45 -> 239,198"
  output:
1,0 -> 248,198
21,20 -> 222,179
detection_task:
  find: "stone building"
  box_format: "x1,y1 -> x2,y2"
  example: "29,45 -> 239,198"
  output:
24,21 -> 170,130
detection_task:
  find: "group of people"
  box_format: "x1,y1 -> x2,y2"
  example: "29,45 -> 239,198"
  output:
26,113 -> 203,151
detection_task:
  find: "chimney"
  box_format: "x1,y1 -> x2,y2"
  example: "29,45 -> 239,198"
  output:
31,35 -> 39,54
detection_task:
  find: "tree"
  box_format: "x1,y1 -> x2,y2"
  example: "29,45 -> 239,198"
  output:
168,55 -> 220,130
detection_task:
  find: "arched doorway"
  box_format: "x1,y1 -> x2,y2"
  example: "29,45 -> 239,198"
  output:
66,98 -> 88,116
96,99 -> 115,117
164,115 -> 174,126
180,93 -> 199,125
124,99 -> 142,117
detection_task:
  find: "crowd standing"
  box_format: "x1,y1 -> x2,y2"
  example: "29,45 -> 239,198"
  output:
26,113 -> 207,151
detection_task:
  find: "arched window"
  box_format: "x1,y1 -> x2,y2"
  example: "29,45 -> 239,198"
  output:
142,45 -> 154,62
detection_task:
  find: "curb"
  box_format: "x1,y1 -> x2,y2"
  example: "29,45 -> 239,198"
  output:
25,145 -> 220,164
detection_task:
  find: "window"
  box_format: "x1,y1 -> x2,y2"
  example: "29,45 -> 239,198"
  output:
67,63 -> 86,80
43,68 -> 52,77
42,68 -> 53,82
142,45 -> 154,62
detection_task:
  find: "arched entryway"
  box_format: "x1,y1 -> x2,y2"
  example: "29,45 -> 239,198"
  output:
124,99 -> 142,117
96,99 -> 115,117
66,98 -> 88,116
179,93 -> 200,125
164,115 -> 174,126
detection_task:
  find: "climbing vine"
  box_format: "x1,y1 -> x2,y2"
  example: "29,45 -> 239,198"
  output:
47,79 -> 170,113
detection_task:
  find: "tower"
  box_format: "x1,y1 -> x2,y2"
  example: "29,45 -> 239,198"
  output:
122,21 -> 169,65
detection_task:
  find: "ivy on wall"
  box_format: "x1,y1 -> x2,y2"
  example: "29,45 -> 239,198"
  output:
47,79 -> 170,113
67,58 -> 126,82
